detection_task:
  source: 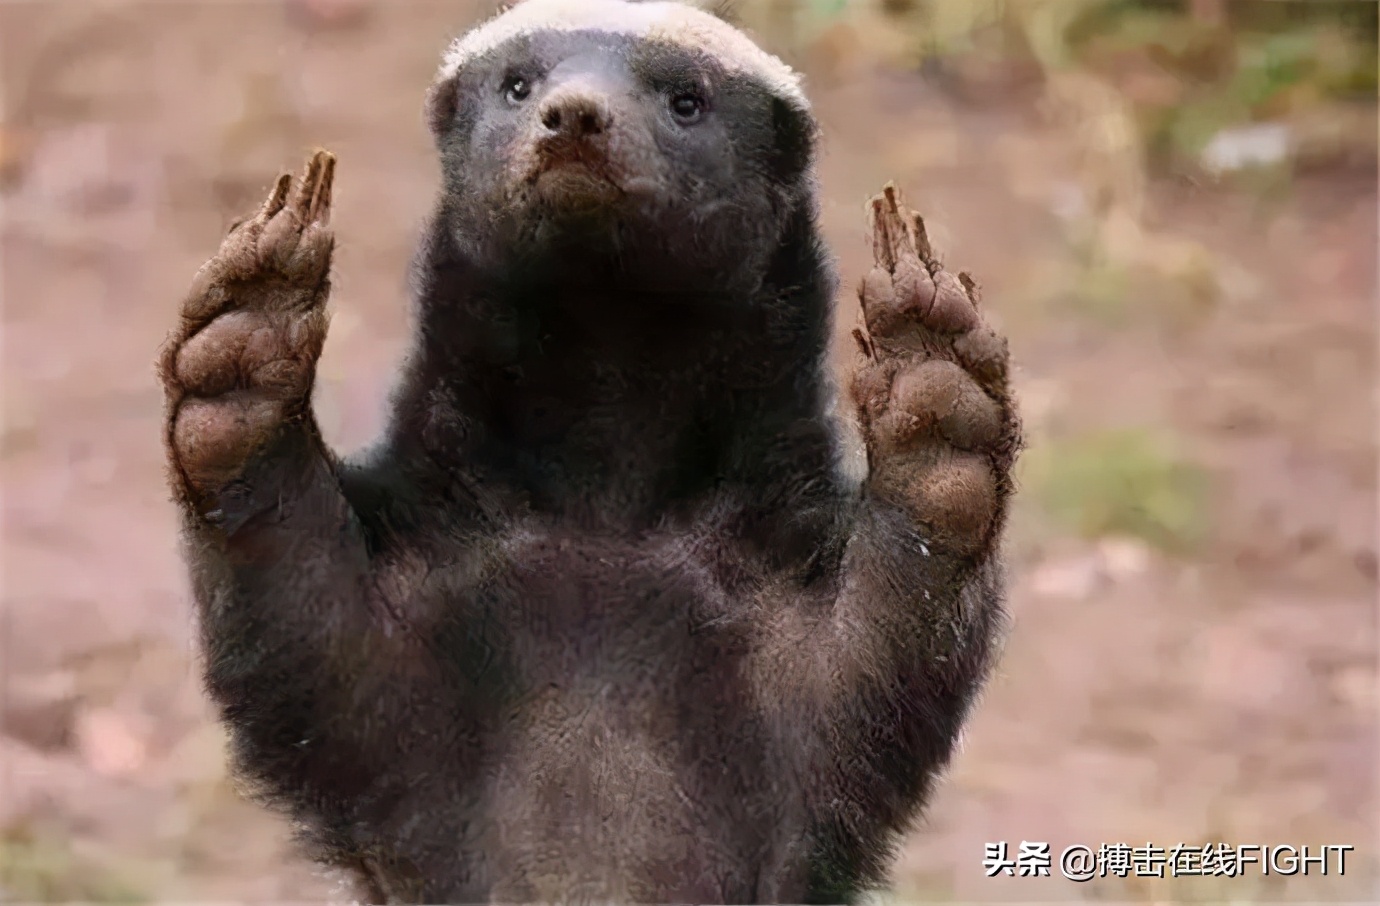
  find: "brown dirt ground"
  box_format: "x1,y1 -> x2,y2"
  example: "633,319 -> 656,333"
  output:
1,2 -> 1375,902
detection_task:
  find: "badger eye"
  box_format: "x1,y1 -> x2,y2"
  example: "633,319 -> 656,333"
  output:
669,92 -> 704,124
503,77 -> 531,105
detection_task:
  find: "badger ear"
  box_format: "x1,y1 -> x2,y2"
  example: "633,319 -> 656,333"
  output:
425,75 -> 460,138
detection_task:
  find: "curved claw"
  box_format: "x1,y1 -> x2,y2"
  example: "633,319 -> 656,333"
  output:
290,149 -> 336,225
910,212 -> 934,266
262,172 -> 293,220
870,183 -> 932,276
308,152 -> 335,224
870,197 -> 892,271
851,326 -> 875,360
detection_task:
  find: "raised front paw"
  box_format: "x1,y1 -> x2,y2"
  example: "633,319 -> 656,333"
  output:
850,185 -> 1021,557
158,150 -> 337,502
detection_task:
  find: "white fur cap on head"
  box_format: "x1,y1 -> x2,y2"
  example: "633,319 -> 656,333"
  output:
437,0 -> 808,109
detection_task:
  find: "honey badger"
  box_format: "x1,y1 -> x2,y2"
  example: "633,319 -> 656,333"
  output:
157,0 -> 1020,902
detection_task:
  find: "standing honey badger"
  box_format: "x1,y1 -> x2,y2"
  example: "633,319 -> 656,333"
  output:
158,0 -> 1020,902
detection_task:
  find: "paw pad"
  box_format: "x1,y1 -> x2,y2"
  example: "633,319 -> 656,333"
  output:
850,183 -> 1020,550
158,151 -> 340,502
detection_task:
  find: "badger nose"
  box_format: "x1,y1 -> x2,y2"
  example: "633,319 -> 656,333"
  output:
539,89 -> 611,138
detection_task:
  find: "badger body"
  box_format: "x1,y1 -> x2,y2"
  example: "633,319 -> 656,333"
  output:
320,529 -> 821,903
317,10 -> 847,897
159,0 -> 1017,902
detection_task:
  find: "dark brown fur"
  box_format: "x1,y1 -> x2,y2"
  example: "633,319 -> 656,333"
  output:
157,15 -> 1019,904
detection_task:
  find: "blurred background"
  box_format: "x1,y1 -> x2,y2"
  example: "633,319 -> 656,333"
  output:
0,0 -> 1375,901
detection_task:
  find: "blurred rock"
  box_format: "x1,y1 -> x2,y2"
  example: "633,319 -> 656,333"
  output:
1030,538 -> 1154,600
1029,553 -> 1102,600
73,707 -> 153,779
1097,536 -> 1152,580
1200,122 -> 1291,175
3,671 -> 79,752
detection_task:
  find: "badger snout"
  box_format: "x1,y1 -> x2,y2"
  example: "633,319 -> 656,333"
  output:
503,56 -> 667,219
540,84 -> 612,140
531,77 -> 620,177
524,77 -> 634,213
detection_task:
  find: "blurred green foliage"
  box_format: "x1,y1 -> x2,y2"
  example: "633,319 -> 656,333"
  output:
1060,242 -> 1221,330
776,0 -> 1377,174
1023,427 -> 1211,552
0,824 -> 150,903
1063,1 -> 1377,169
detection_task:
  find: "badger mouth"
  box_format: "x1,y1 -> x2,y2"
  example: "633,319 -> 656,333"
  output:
528,137 -> 624,209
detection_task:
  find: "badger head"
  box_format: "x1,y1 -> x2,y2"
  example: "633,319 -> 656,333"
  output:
425,0 -> 818,291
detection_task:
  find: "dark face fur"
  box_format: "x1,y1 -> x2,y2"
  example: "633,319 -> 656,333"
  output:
425,30 -> 817,293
